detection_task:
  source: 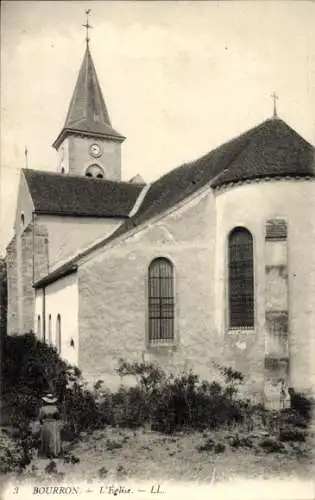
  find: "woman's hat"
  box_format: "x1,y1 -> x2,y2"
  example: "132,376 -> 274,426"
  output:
42,393 -> 58,404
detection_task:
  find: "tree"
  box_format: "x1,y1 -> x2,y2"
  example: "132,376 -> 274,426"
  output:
0,257 -> 7,347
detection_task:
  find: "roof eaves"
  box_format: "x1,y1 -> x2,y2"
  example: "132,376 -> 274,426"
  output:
212,170 -> 315,189
33,263 -> 78,289
52,127 -> 126,150
76,180 -> 213,266
33,210 -> 129,218
32,184 -> 210,287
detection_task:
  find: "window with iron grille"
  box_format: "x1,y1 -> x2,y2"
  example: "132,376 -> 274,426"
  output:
148,258 -> 175,344
228,227 -> 254,328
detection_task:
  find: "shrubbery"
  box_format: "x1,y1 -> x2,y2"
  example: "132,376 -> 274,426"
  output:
94,360 -> 251,433
0,332 -> 83,471
95,360 -> 314,442
1,331 -> 313,473
288,389 -> 313,421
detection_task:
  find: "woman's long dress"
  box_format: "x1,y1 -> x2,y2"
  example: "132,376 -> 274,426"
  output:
39,404 -> 62,458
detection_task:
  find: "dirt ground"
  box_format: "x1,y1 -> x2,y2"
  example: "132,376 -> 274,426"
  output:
19,425 -> 314,483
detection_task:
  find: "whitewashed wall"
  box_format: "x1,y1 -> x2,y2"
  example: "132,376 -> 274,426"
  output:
215,179 -> 315,393
34,272 -> 79,367
37,215 -> 123,272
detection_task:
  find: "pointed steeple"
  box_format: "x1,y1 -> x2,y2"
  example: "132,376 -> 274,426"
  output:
53,45 -> 125,149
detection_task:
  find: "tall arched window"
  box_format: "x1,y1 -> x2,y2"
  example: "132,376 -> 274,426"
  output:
148,258 -> 175,344
228,227 -> 254,328
56,314 -> 61,354
37,315 -> 41,338
48,314 -> 52,344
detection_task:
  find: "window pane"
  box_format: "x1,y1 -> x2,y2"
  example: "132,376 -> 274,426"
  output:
228,228 -> 254,328
148,258 -> 175,342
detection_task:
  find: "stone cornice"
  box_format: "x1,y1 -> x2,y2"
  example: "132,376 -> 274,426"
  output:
213,174 -> 314,194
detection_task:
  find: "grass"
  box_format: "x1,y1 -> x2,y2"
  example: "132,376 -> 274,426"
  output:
14,424 -> 314,483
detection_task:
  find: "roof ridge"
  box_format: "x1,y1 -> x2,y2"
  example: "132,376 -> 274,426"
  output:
22,168 -> 145,187
33,116 -> 315,288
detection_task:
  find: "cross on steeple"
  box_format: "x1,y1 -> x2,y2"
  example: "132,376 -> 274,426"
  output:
271,91 -> 279,119
82,9 -> 93,46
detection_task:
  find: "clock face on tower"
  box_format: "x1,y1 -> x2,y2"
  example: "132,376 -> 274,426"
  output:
89,143 -> 103,158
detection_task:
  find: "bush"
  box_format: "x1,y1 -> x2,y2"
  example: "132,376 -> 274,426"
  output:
259,437 -> 284,453
0,431 -> 25,474
0,331 -> 99,469
99,360 -> 249,434
197,438 -> 215,452
62,384 -> 100,435
214,443 -> 226,453
151,373 -> 244,433
280,409 -> 308,429
288,389 -> 313,422
279,428 -> 306,442
1,332 -> 72,396
229,435 -> 253,449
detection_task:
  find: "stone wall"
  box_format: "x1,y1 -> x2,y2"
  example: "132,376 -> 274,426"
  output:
6,220 -> 49,335
21,225 -> 35,333
37,215 -> 122,272
14,173 -> 34,236
6,236 -> 18,334
215,179 -> 315,398
264,220 -> 289,409
78,189 -> 221,389
33,220 -> 49,283
76,178 -> 315,400
67,135 -> 122,181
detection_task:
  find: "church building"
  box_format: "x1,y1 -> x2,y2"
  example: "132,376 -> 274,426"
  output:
6,30 -> 315,407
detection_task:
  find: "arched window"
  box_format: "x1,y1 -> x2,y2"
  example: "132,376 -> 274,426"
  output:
228,227 -> 254,328
85,164 -> 104,179
37,315 -> 41,338
48,314 -> 52,344
21,212 -> 25,228
148,258 -> 175,344
56,314 -> 61,354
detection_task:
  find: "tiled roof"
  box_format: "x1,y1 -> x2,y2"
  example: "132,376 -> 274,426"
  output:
33,117 -> 314,288
211,118 -> 315,187
53,45 -> 125,149
23,169 -> 144,217
112,118 -> 314,241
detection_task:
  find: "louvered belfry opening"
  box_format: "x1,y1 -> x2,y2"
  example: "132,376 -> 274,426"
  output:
228,227 -> 254,328
148,258 -> 175,343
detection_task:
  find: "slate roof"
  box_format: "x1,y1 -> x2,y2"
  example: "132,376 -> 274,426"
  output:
111,117 -> 314,241
34,117 -> 314,288
211,117 -> 315,187
23,169 -> 144,218
53,45 -> 125,149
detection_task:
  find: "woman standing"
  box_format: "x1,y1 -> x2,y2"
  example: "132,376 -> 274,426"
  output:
38,393 -> 62,459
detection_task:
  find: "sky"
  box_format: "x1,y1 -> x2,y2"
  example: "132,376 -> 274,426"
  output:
1,0 -> 315,255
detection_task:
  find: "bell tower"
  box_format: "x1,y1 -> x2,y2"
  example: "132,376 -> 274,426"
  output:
52,11 -> 125,181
